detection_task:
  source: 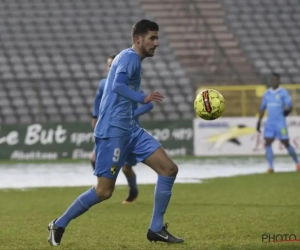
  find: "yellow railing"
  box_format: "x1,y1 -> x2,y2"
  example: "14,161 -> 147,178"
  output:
196,84 -> 300,117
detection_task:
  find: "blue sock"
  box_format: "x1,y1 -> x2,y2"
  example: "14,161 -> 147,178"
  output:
266,146 -> 274,169
287,145 -> 299,164
55,187 -> 101,228
126,175 -> 138,195
150,175 -> 175,232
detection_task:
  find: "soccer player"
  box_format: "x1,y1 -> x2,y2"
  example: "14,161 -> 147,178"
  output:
90,56 -> 153,203
90,54 -> 116,170
48,19 -> 184,246
256,73 -> 300,173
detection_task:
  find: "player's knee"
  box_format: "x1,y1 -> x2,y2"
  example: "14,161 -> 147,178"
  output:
281,141 -> 290,148
122,165 -> 130,174
163,162 -> 178,177
170,163 -> 179,176
95,176 -> 116,200
265,140 -> 272,147
94,187 -> 113,200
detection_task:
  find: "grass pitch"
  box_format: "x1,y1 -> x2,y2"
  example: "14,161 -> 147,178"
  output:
1,172 -> 300,250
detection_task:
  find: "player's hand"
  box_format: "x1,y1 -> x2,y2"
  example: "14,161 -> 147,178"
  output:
256,121 -> 261,133
283,109 -> 291,117
144,92 -> 164,103
91,118 -> 97,129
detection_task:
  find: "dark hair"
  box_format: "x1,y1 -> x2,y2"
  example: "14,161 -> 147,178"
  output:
131,19 -> 159,38
108,54 -> 116,60
272,72 -> 280,79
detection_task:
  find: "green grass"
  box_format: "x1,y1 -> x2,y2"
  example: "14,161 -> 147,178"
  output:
1,173 -> 300,250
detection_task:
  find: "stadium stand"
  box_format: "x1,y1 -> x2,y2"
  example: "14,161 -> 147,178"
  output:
0,0 -> 195,124
140,0 -> 261,85
1,0 -> 299,124
222,0 -> 300,84
140,0 -> 300,117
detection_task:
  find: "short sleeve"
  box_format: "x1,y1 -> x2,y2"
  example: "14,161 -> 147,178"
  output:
260,93 -> 267,111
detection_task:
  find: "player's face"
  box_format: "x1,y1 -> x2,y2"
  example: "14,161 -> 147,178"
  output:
106,58 -> 113,73
140,31 -> 159,57
270,76 -> 280,89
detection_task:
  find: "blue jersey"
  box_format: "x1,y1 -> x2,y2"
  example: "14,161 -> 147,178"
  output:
94,48 -> 144,138
93,82 -> 152,127
260,87 -> 292,123
92,78 -> 106,118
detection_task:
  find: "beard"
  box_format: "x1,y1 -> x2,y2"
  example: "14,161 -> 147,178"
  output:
141,46 -> 154,57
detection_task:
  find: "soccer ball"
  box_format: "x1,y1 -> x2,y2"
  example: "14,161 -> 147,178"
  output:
194,89 -> 225,120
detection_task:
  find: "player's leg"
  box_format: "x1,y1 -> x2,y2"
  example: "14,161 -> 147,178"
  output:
47,136 -> 129,246
130,128 -> 183,243
89,147 -> 96,170
277,127 -> 300,171
264,123 -> 275,172
122,161 -> 138,204
281,139 -> 299,169
143,148 -> 180,239
265,138 -> 275,172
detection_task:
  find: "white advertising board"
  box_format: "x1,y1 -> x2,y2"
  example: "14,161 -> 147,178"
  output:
193,117 -> 300,156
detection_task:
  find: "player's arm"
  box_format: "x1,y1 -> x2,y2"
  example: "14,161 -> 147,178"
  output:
256,94 -> 267,132
133,89 -> 153,117
112,54 -> 163,103
134,102 -> 153,118
283,90 -> 293,117
113,73 -> 146,103
91,80 -> 104,128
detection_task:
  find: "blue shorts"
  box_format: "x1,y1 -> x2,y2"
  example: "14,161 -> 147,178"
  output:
92,144 -> 137,167
94,127 -> 161,179
264,122 -> 289,140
